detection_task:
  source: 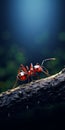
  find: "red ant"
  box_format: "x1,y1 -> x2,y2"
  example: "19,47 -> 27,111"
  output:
13,58 -> 56,87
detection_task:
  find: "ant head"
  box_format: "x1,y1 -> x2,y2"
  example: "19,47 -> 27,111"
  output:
34,64 -> 43,72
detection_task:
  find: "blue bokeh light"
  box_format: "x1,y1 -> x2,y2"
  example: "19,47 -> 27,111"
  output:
8,0 -> 59,45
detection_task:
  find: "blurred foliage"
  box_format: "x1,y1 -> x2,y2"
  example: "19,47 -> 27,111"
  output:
45,49 -> 65,75
0,43 -> 26,93
0,30 -> 65,93
46,58 -> 60,74
35,31 -> 50,44
58,32 -> 65,42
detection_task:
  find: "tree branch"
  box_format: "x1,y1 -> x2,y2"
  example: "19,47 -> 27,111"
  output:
0,68 -> 65,119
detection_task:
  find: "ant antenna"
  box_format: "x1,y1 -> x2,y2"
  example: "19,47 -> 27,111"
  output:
41,58 -> 56,66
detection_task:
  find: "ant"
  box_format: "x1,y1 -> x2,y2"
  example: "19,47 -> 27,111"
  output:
13,58 -> 56,88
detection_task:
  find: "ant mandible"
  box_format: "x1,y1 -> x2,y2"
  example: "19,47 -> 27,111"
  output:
17,58 -> 56,81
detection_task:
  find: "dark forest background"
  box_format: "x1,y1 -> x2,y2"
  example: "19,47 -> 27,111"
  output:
0,0 -> 65,93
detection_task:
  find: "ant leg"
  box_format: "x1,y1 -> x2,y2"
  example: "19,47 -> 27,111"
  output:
31,74 -> 36,82
42,70 -> 50,77
42,68 -> 50,77
35,73 -> 39,80
13,78 -> 18,88
13,66 -> 22,88
27,76 -> 30,83
42,66 -> 50,76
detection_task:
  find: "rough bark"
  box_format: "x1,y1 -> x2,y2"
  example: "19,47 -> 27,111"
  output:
0,68 -> 65,119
